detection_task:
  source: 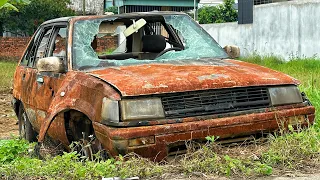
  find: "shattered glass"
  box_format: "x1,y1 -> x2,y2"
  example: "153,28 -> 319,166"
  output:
73,15 -> 228,69
159,15 -> 227,60
73,18 -> 107,68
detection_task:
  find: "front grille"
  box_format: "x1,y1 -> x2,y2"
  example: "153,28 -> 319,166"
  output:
161,87 -> 270,119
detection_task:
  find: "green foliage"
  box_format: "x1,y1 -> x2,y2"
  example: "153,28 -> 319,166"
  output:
205,135 -> 219,143
0,0 -> 30,11
0,139 -> 31,163
0,0 -> 75,36
261,127 -> 320,168
105,6 -> 118,14
198,0 -> 237,24
176,143 -> 272,177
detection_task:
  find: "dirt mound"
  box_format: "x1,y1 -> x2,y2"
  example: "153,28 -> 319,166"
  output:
0,93 -> 18,139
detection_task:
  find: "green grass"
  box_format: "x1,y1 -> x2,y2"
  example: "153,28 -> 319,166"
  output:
240,54 -> 320,128
1,56 -> 320,179
0,61 -> 16,92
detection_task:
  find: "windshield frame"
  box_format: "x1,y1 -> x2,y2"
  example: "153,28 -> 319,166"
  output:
71,13 -> 229,71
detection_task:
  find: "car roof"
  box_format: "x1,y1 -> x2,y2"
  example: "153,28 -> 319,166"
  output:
41,11 -> 186,25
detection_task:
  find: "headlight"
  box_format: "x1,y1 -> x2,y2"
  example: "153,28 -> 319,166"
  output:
268,86 -> 303,106
120,98 -> 165,121
101,97 -> 120,123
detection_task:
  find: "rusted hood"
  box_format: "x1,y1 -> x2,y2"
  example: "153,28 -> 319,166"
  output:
89,59 -> 299,96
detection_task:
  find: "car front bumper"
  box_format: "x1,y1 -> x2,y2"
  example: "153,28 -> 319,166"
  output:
93,104 -> 315,161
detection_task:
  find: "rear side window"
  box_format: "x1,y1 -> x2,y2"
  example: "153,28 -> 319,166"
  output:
20,29 -> 42,66
35,28 -> 53,62
21,26 -> 54,67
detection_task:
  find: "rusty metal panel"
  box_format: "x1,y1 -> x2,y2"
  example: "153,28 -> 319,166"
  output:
89,60 -> 299,96
93,105 -> 315,161
38,72 -> 121,142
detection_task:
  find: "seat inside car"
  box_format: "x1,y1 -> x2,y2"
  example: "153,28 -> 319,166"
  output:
139,34 -> 166,60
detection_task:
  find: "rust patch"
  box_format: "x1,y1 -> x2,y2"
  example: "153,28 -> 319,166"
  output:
93,105 -> 315,161
89,61 -> 299,96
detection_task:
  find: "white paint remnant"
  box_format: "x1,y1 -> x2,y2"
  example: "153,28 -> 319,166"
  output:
198,74 -> 229,81
142,83 -> 169,89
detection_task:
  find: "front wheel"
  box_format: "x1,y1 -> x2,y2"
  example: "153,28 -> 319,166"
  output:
72,133 -> 108,161
18,104 -> 37,142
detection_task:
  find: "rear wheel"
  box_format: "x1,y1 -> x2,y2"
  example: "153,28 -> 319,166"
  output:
18,104 -> 37,142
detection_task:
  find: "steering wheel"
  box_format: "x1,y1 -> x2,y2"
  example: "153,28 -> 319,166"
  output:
155,47 -> 183,59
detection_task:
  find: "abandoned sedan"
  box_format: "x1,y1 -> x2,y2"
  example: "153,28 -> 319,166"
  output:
12,12 -> 315,161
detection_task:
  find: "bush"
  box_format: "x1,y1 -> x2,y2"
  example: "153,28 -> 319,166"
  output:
198,0 -> 237,24
105,6 -> 118,14
0,139 -> 31,163
0,0 -> 75,36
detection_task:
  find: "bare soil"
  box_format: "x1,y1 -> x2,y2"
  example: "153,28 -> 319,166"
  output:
0,93 -> 18,139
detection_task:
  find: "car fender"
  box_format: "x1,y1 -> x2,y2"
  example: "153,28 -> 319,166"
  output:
38,72 -> 121,142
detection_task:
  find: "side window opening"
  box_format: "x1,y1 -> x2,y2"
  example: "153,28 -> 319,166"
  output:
35,28 -> 53,61
49,26 -> 68,61
26,27 -> 53,67
20,29 -> 42,66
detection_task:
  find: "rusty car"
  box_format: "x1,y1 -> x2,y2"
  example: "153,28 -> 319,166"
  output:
12,12 -> 315,161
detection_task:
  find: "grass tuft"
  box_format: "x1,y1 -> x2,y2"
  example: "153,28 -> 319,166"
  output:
0,61 -> 16,93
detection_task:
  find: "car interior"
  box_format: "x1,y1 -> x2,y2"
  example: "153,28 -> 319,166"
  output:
93,16 -> 185,61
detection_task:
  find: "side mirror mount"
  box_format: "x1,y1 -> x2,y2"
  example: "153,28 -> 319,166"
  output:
36,57 -> 65,73
223,45 -> 240,59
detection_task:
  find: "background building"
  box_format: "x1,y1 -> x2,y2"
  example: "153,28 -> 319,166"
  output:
113,0 -> 200,13
69,0 -> 105,15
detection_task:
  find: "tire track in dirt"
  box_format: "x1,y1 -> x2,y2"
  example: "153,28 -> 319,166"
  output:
0,93 -> 18,139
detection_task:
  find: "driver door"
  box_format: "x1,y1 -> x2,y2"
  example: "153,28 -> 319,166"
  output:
32,24 -> 68,131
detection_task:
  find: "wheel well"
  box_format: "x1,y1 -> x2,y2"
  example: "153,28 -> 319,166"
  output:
64,110 -> 94,142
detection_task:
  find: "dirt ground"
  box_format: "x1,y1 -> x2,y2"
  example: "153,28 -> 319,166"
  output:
0,93 -> 18,139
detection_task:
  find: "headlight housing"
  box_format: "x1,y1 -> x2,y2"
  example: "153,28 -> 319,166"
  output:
268,85 -> 303,106
101,97 -> 120,123
120,98 -> 165,121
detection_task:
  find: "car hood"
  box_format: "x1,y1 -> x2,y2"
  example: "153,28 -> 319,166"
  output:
88,59 -> 299,97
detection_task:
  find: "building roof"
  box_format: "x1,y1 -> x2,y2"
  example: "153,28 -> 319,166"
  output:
114,0 -> 200,7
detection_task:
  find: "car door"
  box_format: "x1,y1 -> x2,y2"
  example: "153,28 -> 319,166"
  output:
32,24 -> 69,131
17,25 -> 54,131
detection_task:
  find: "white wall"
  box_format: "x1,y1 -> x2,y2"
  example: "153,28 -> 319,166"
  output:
69,0 -> 104,15
201,0 -> 320,60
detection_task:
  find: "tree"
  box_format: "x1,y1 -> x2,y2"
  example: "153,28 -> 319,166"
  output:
198,0 -> 237,24
105,6 -> 118,14
0,0 -> 30,11
0,0 -> 75,36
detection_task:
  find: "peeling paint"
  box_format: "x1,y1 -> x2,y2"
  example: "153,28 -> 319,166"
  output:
198,74 -> 229,81
142,83 -> 169,89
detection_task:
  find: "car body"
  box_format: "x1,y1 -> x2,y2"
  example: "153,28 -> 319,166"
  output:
12,12 -> 315,161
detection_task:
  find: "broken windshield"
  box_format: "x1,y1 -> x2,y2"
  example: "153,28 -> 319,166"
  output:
72,14 -> 228,70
